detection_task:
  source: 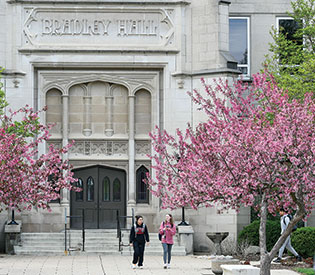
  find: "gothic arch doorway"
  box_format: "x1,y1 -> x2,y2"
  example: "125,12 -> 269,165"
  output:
71,165 -> 126,229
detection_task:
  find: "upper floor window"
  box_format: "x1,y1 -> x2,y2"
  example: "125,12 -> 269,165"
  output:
276,17 -> 303,65
229,17 -> 250,76
277,17 -> 301,42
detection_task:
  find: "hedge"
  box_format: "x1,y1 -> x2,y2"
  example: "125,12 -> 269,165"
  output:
291,227 -> 315,258
238,220 -> 281,251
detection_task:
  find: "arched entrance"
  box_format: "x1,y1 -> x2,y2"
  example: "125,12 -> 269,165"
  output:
71,165 -> 126,229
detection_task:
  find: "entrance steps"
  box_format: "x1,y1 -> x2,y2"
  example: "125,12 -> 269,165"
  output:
14,229 -> 186,256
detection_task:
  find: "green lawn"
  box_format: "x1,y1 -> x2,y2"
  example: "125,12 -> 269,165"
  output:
295,267 -> 315,275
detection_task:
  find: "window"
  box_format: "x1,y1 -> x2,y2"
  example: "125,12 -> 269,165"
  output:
229,17 -> 250,75
277,17 -> 303,65
277,17 -> 301,42
48,173 -> 60,203
113,178 -> 121,201
136,166 -> 149,203
103,177 -> 110,201
75,178 -> 84,201
87,176 -> 94,201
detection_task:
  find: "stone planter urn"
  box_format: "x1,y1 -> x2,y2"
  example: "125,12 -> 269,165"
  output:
206,232 -> 229,255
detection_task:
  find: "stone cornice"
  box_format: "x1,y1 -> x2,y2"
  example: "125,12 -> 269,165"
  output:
1,69 -> 26,77
172,68 -> 241,77
18,48 -> 180,54
218,0 -> 231,5
8,0 -> 190,5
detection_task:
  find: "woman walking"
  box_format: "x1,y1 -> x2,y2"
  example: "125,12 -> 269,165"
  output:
129,215 -> 150,269
159,214 -> 176,269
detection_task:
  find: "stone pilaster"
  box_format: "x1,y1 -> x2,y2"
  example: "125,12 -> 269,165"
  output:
83,95 -> 92,136
105,95 -> 114,137
61,94 -> 69,205
128,95 -> 136,206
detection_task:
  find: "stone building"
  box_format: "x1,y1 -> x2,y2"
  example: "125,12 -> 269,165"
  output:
0,0 -> 314,253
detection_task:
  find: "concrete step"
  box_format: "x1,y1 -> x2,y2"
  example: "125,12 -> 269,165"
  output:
15,231 -> 186,256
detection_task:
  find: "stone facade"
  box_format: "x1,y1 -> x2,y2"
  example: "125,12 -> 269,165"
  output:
0,0 -> 314,254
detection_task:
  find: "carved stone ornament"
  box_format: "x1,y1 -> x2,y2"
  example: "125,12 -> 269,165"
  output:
136,141 -> 151,156
22,7 -> 175,50
46,140 -> 62,150
69,140 -> 128,157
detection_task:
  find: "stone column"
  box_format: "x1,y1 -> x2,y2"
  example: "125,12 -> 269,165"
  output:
128,95 -> 136,206
61,94 -> 69,205
105,95 -> 114,136
83,95 -> 92,136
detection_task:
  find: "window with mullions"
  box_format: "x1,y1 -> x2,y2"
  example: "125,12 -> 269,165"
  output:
86,176 -> 94,201
113,178 -> 121,202
229,17 -> 250,76
75,178 -> 84,201
277,17 -> 303,66
48,173 -> 60,203
103,177 -> 110,202
136,166 -> 149,204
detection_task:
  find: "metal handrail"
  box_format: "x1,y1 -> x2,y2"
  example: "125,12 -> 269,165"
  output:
116,208 -> 134,251
64,208 -> 85,255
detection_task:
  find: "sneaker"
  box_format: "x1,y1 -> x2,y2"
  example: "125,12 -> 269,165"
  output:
167,264 -> 171,269
163,264 -> 167,269
296,255 -> 302,262
132,264 -> 137,269
273,257 -> 282,263
139,266 -> 143,269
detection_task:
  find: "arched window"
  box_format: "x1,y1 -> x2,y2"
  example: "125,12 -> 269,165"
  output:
136,166 -> 149,203
103,177 -> 110,201
76,178 -> 84,201
113,178 -> 121,201
87,176 -> 94,201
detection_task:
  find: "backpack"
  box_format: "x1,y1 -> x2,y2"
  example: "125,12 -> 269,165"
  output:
158,222 -> 173,241
134,223 -> 146,235
283,214 -> 298,232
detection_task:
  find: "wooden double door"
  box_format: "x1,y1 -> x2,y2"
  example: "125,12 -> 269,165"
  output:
71,165 -> 126,229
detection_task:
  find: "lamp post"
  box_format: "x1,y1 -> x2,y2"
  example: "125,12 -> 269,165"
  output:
178,207 -> 189,226
7,209 -> 18,225
174,153 -> 189,226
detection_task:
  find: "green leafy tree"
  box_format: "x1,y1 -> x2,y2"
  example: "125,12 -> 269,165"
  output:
266,0 -> 315,100
0,68 -> 8,114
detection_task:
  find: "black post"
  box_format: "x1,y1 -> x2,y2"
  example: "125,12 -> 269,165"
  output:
178,206 -> 189,226
82,209 -> 85,252
64,222 -> 67,255
116,210 -> 119,238
8,209 -> 18,225
131,208 -> 135,225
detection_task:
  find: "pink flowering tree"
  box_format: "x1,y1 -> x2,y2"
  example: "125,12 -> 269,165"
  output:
0,105 -> 77,212
146,72 -> 315,275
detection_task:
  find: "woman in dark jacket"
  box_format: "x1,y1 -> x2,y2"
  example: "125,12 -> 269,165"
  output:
129,215 -> 150,269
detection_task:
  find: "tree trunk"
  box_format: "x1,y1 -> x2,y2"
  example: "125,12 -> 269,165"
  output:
259,194 -> 272,275
260,254 -> 271,275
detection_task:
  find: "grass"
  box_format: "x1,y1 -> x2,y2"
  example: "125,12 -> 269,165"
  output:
295,267 -> 315,275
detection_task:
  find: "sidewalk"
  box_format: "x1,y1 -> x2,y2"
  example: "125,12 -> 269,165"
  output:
0,255 -> 300,275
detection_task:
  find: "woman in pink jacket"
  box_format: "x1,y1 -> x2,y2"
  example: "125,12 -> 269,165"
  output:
159,214 -> 176,269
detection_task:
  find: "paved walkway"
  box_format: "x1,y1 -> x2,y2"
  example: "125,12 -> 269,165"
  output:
0,255 -> 300,275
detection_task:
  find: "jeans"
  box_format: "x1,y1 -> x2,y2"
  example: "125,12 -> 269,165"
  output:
162,243 -> 173,264
278,236 -> 298,258
132,241 -> 145,266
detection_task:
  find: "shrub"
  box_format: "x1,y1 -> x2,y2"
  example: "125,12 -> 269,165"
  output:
294,268 -> 315,275
291,227 -> 315,258
238,220 -> 281,251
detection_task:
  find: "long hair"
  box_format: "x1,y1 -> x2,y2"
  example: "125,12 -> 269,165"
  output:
165,214 -> 174,226
135,215 -> 143,224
